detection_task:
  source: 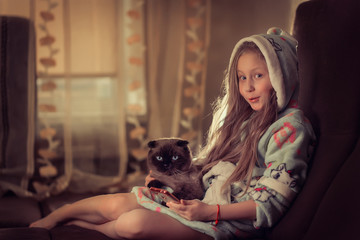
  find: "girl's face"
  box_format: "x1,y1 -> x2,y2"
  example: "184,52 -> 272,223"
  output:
237,51 -> 273,111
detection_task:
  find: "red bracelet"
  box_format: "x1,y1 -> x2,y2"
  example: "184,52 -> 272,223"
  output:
214,204 -> 220,226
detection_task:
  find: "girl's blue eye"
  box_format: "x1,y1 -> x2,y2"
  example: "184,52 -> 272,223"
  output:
156,156 -> 163,161
239,76 -> 246,81
172,156 -> 179,161
255,74 -> 263,78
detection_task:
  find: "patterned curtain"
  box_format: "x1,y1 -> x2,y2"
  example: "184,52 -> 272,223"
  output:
1,0 -> 211,200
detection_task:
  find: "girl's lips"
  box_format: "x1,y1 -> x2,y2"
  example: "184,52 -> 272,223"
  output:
249,97 -> 260,103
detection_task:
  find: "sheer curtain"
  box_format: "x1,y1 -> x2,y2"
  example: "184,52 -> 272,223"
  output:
29,0 -> 211,199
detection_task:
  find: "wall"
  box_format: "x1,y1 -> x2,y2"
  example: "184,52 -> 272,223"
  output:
0,0 -> 31,18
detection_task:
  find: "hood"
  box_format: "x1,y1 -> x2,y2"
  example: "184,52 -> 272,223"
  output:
229,27 -> 299,112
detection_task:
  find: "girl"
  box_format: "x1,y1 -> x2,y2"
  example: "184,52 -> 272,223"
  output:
30,28 -> 315,239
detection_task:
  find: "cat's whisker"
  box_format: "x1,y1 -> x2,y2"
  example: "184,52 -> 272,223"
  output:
173,169 -> 185,176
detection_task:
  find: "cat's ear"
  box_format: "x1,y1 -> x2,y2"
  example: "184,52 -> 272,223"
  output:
176,140 -> 189,147
148,140 -> 157,148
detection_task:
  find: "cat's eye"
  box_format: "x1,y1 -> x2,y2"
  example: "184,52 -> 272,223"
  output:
156,156 -> 163,161
172,156 -> 179,161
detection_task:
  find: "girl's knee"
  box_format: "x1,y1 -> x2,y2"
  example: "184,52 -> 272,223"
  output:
98,193 -> 138,220
114,209 -> 149,239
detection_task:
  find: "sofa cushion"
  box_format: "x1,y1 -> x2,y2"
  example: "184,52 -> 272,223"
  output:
0,227 -> 50,240
0,195 -> 41,228
50,225 -> 114,240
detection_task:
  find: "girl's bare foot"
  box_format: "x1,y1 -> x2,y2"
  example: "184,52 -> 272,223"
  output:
29,215 -> 58,229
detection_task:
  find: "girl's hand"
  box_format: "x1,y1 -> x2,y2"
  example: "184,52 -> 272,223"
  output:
166,199 -> 217,222
145,170 -> 155,186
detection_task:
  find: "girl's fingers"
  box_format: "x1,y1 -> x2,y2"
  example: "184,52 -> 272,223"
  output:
180,199 -> 190,205
180,199 -> 199,207
144,173 -> 156,186
167,201 -> 183,210
167,199 -> 198,213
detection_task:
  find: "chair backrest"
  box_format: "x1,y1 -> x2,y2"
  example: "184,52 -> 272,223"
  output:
0,16 -> 36,197
269,0 -> 360,239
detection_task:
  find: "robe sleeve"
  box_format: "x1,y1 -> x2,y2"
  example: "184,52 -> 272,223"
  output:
248,116 -> 315,229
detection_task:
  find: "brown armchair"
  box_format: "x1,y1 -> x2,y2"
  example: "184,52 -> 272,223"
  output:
269,0 -> 360,239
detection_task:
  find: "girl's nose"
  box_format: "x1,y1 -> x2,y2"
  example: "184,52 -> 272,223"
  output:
245,79 -> 255,92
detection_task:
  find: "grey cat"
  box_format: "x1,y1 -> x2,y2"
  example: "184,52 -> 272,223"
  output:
146,138 -> 204,200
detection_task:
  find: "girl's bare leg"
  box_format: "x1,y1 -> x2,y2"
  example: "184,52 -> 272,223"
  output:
29,193 -> 141,229
68,208 -> 212,240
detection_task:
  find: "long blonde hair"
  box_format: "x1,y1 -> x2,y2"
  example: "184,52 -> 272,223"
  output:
197,42 -> 278,191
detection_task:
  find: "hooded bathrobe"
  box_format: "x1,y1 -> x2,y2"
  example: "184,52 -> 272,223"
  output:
131,28 -> 316,239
